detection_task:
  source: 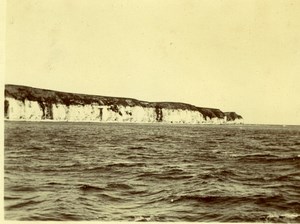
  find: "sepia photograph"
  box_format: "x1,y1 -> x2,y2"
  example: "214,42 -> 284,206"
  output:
2,0 -> 300,223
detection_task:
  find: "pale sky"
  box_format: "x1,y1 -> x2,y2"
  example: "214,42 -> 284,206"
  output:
4,0 -> 300,125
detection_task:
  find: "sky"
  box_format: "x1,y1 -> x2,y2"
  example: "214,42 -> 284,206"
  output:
4,0 -> 300,125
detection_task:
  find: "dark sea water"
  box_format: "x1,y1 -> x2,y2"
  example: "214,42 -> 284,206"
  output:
4,121 -> 300,222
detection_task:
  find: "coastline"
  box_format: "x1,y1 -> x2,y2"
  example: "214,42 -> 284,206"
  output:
4,84 -> 244,125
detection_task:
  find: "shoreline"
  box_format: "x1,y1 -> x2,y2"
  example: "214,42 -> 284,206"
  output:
4,84 -> 243,125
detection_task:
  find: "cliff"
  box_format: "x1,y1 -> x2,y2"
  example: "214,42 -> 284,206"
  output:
4,84 -> 243,124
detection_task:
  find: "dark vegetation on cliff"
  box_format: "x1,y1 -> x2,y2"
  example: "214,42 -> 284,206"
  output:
224,112 -> 243,121
5,84 -> 243,121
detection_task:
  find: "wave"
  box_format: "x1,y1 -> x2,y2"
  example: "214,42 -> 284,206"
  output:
133,215 -> 156,222
124,214 -> 167,222
254,194 -> 287,208
236,171 -> 300,184
197,169 -> 238,181
171,195 -> 241,204
47,182 -> 64,186
265,156 -> 300,163
156,174 -> 194,180
80,183 -> 134,192
126,189 -> 149,195
6,199 -> 42,210
79,184 -> 105,192
96,193 -> 124,202
128,146 -> 148,150
237,154 -> 300,163
137,171 -> 194,180
85,165 -> 111,172
84,162 -> 146,172
9,186 -> 37,192
171,193 -> 288,208
265,212 -> 300,222
58,213 -> 82,221
4,196 -> 21,200
106,183 -> 133,190
106,162 -> 146,168
272,175 -> 295,182
237,153 -> 279,159
24,211 -> 82,221
38,162 -> 82,173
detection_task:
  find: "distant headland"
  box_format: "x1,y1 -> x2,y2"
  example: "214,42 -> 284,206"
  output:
4,84 -> 243,124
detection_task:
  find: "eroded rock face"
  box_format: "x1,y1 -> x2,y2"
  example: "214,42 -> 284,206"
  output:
4,85 -> 243,124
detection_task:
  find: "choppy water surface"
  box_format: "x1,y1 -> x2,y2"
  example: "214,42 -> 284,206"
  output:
4,121 -> 300,222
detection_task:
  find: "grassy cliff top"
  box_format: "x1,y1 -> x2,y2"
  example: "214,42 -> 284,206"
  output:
5,84 -> 242,120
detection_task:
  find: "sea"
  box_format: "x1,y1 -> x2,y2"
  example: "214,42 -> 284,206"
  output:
4,121 -> 300,222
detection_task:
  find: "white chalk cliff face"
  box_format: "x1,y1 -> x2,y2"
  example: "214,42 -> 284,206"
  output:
4,97 -> 244,124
